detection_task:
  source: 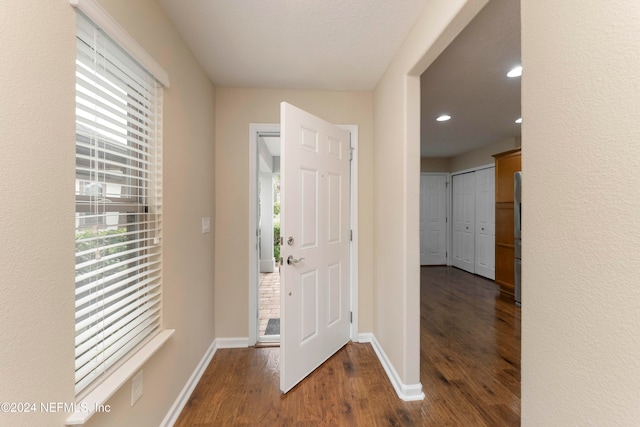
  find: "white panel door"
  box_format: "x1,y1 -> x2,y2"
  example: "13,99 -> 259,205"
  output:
420,175 -> 428,264
452,173 -> 475,273
280,102 -> 350,394
475,167 -> 495,279
420,173 -> 448,265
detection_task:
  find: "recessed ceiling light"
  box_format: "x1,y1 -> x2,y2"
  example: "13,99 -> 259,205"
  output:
436,115 -> 451,122
507,66 -> 522,78
515,117 -> 522,124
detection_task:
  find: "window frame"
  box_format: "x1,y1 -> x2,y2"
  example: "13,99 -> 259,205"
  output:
73,4 -> 167,399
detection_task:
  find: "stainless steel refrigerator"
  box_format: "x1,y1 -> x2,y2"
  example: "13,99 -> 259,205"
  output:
514,171 -> 522,307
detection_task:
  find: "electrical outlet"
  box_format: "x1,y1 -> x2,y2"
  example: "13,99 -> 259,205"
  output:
202,217 -> 211,233
131,370 -> 143,406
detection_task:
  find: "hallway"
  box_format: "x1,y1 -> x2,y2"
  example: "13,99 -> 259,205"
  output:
175,266 -> 521,426
419,266 -> 521,425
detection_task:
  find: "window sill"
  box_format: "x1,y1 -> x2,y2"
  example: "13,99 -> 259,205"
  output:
65,329 -> 175,426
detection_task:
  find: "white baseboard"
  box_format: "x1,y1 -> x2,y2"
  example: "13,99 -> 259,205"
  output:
215,337 -> 249,348
357,332 -> 374,343
358,332 -> 425,402
160,337 -> 249,427
161,333 -> 419,426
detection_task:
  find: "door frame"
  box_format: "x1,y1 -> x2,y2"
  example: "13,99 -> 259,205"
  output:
248,122 -> 359,346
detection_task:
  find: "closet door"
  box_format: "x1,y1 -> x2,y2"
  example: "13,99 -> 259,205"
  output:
475,167 -> 495,279
452,173 -> 475,273
420,173 -> 448,265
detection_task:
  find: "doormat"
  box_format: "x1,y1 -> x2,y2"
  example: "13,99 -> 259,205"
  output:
265,318 -> 280,335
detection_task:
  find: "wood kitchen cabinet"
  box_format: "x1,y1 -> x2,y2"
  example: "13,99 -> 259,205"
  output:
493,148 -> 521,298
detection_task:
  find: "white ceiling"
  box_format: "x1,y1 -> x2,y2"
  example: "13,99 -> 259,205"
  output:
158,0 -> 429,90
159,0 -> 521,159
260,136 -> 281,156
420,0 -> 521,158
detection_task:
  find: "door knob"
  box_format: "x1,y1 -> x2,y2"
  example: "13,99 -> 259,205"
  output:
287,255 -> 305,265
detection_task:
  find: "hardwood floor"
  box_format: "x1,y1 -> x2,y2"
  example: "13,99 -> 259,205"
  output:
419,266 -> 521,426
174,266 -> 521,426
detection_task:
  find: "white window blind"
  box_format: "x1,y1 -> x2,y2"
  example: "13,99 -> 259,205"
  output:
75,12 -> 163,396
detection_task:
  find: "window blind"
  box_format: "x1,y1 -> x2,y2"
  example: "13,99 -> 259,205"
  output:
75,12 -> 163,395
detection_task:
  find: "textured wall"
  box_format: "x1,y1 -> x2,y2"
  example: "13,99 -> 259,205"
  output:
449,136 -> 519,173
0,1 -> 217,426
372,0 -> 488,387
0,2 -> 76,426
521,1 -> 640,425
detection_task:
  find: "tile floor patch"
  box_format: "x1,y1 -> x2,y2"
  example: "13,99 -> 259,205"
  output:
259,270 -> 280,336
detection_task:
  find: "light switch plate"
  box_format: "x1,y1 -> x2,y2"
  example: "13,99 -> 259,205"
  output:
131,370 -> 143,406
202,217 -> 211,233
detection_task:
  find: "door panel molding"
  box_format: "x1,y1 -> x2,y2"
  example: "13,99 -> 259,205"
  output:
420,173 -> 449,265
449,164 -> 495,278
248,122 -> 359,347
280,102 -> 351,393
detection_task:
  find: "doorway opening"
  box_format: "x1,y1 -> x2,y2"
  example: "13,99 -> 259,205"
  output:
416,0 -> 522,419
248,121 -> 360,347
256,130 -> 281,344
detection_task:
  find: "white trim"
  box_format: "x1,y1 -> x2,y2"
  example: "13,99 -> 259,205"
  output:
160,337 -> 248,427
358,333 -> 425,401
339,124 -> 359,342
162,333 -> 421,427
450,162 -> 494,176
66,329 -> 174,426
160,339 -> 217,427
248,123 -> 359,345
215,337 -> 250,349
70,0 -> 170,88
249,123 -> 280,346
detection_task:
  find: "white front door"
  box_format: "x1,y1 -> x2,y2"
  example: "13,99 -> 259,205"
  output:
474,167 -> 495,279
452,172 -> 475,273
280,102 -> 351,394
420,173 -> 448,265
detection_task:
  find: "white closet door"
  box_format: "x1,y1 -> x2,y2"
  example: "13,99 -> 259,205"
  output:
420,173 -> 448,265
474,167 -> 495,279
452,173 -> 475,273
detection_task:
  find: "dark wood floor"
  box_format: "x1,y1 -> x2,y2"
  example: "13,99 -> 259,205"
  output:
174,266 -> 521,426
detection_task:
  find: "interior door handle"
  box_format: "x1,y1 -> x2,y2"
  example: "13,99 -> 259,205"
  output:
287,255 -> 305,265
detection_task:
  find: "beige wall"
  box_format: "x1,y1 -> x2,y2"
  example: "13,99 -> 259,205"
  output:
522,1 -> 640,425
420,157 -> 451,172
373,0 -> 489,387
0,1 -> 217,426
0,2 -> 76,426
214,88 -> 374,337
7,0 -> 638,424
449,136 -> 520,172
421,136 -> 520,173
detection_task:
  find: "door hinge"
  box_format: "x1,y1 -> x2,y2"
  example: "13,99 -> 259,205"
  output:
350,311 -> 353,323
350,230 -> 353,241
280,236 -> 284,245
349,147 -> 354,161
